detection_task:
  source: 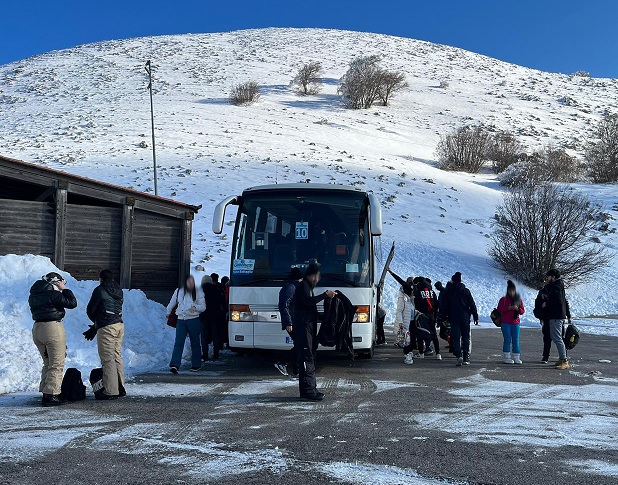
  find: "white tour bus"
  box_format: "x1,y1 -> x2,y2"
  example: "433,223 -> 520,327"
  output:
212,184 -> 383,358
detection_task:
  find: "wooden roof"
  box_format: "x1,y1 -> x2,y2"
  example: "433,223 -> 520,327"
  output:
0,154 -> 201,219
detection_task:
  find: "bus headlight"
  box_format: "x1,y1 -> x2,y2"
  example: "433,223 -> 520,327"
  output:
230,304 -> 253,322
354,305 -> 370,323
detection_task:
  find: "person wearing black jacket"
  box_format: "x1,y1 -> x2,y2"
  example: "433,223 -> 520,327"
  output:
535,283 -> 572,364
275,268 -> 303,376
201,275 -> 227,360
293,263 -> 335,401
85,269 -> 125,400
29,272 -> 78,407
542,269 -> 572,370
440,272 -> 478,366
413,277 -> 442,360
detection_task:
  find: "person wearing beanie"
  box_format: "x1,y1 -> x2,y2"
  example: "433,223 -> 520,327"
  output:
29,272 -> 78,407
292,263 -> 335,401
440,272 -> 478,366
275,267 -> 304,377
542,269 -> 571,370
497,280 -> 525,364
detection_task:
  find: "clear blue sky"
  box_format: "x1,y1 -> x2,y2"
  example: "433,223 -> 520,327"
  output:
1,0 -> 616,77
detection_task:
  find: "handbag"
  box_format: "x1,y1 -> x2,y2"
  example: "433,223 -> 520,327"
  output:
490,308 -> 502,327
167,289 -> 179,328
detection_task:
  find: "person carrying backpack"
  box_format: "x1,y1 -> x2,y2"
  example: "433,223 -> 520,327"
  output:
29,272 -> 78,407
497,280 -> 525,364
542,269 -> 571,370
534,283 -> 571,363
440,272 -> 478,366
413,277 -> 442,361
85,269 -> 126,400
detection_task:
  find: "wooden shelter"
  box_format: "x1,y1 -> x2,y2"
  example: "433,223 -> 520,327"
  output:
0,155 -> 200,303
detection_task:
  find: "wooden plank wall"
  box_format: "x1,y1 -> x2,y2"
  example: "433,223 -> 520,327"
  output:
0,199 -> 55,258
131,209 -> 181,296
64,204 -> 123,281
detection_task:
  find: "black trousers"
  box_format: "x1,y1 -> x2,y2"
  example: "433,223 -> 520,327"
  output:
376,314 -> 386,344
295,324 -> 317,397
200,318 -> 221,360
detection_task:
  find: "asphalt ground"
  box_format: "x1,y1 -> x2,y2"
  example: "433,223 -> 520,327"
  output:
1,328 -> 618,485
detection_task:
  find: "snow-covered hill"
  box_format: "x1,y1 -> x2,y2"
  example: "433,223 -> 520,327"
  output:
1,28 -> 617,329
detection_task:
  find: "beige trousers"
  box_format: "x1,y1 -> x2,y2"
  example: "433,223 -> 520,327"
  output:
32,321 -> 66,395
97,322 -> 125,396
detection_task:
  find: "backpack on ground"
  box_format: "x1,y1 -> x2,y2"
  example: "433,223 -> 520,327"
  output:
90,367 -> 105,395
564,323 -> 580,350
61,367 -> 86,402
490,308 -> 502,327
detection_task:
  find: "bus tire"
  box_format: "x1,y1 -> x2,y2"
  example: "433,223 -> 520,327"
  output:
358,345 -> 374,359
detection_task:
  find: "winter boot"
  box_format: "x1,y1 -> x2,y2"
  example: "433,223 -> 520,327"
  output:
555,359 -> 570,370
504,352 -> 514,364
513,354 -> 523,365
404,353 -> 414,365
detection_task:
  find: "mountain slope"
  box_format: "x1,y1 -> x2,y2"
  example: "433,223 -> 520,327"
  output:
1,28 -> 617,328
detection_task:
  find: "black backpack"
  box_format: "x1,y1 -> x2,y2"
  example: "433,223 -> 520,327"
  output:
90,367 -> 105,395
61,368 -> 86,402
564,323 -> 580,350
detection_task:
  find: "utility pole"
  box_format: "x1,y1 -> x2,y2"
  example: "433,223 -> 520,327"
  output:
145,60 -> 158,196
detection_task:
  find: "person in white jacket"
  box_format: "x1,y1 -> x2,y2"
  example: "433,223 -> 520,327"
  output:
394,289 -> 414,347
167,275 -> 206,373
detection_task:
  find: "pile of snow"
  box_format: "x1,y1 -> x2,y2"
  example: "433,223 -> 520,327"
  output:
0,254 -> 170,394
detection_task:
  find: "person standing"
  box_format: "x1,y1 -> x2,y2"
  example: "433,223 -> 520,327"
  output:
413,277 -> 442,361
543,269 -> 571,370
168,276 -> 206,373
85,269 -> 125,400
29,272 -> 78,407
497,280 -> 525,365
293,263 -> 335,401
201,275 -> 226,360
441,272 -> 478,366
275,267 -> 303,376
388,269 -> 415,348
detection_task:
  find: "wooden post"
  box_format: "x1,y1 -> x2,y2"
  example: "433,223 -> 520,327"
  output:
120,197 -> 135,288
53,181 -> 68,269
179,213 -> 193,286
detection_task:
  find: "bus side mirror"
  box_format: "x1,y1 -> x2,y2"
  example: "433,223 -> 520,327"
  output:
212,196 -> 239,234
368,194 -> 383,236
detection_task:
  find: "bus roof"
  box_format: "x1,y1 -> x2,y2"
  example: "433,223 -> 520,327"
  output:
242,183 -> 367,195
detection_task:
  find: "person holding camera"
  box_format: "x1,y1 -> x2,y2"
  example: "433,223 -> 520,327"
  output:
29,272 -> 78,407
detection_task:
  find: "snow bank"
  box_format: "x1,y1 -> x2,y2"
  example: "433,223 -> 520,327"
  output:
0,254 -> 170,394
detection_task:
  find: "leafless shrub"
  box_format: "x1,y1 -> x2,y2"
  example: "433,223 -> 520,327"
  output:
229,81 -> 260,105
572,70 -> 591,78
291,62 -> 322,95
487,131 -> 526,173
378,70 -> 407,106
436,126 -> 491,173
338,56 -> 406,109
439,79 -> 449,88
499,146 -> 582,186
585,112 -> 618,183
490,184 -> 612,288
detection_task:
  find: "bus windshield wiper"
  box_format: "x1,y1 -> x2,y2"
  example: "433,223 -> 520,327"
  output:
322,273 -> 360,287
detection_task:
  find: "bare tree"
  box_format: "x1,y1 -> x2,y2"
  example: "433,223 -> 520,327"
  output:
486,131 -> 525,173
378,70 -> 407,106
229,81 -> 260,105
436,126 -> 491,173
291,62 -> 323,95
499,145 -> 582,186
490,184 -> 612,288
338,55 -> 384,109
585,112 -> 618,183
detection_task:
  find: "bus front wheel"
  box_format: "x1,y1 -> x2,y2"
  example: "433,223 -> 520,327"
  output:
358,344 -> 374,359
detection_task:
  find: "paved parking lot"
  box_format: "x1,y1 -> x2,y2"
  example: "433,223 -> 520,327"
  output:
1,328 -> 618,485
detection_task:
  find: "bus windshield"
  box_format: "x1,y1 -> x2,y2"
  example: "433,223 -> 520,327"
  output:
231,190 -> 371,287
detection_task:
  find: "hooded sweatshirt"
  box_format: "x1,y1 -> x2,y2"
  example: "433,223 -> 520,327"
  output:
86,279 -> 124,329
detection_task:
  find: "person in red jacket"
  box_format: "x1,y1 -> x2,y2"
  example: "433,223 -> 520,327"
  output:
497,280 -> 525,364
